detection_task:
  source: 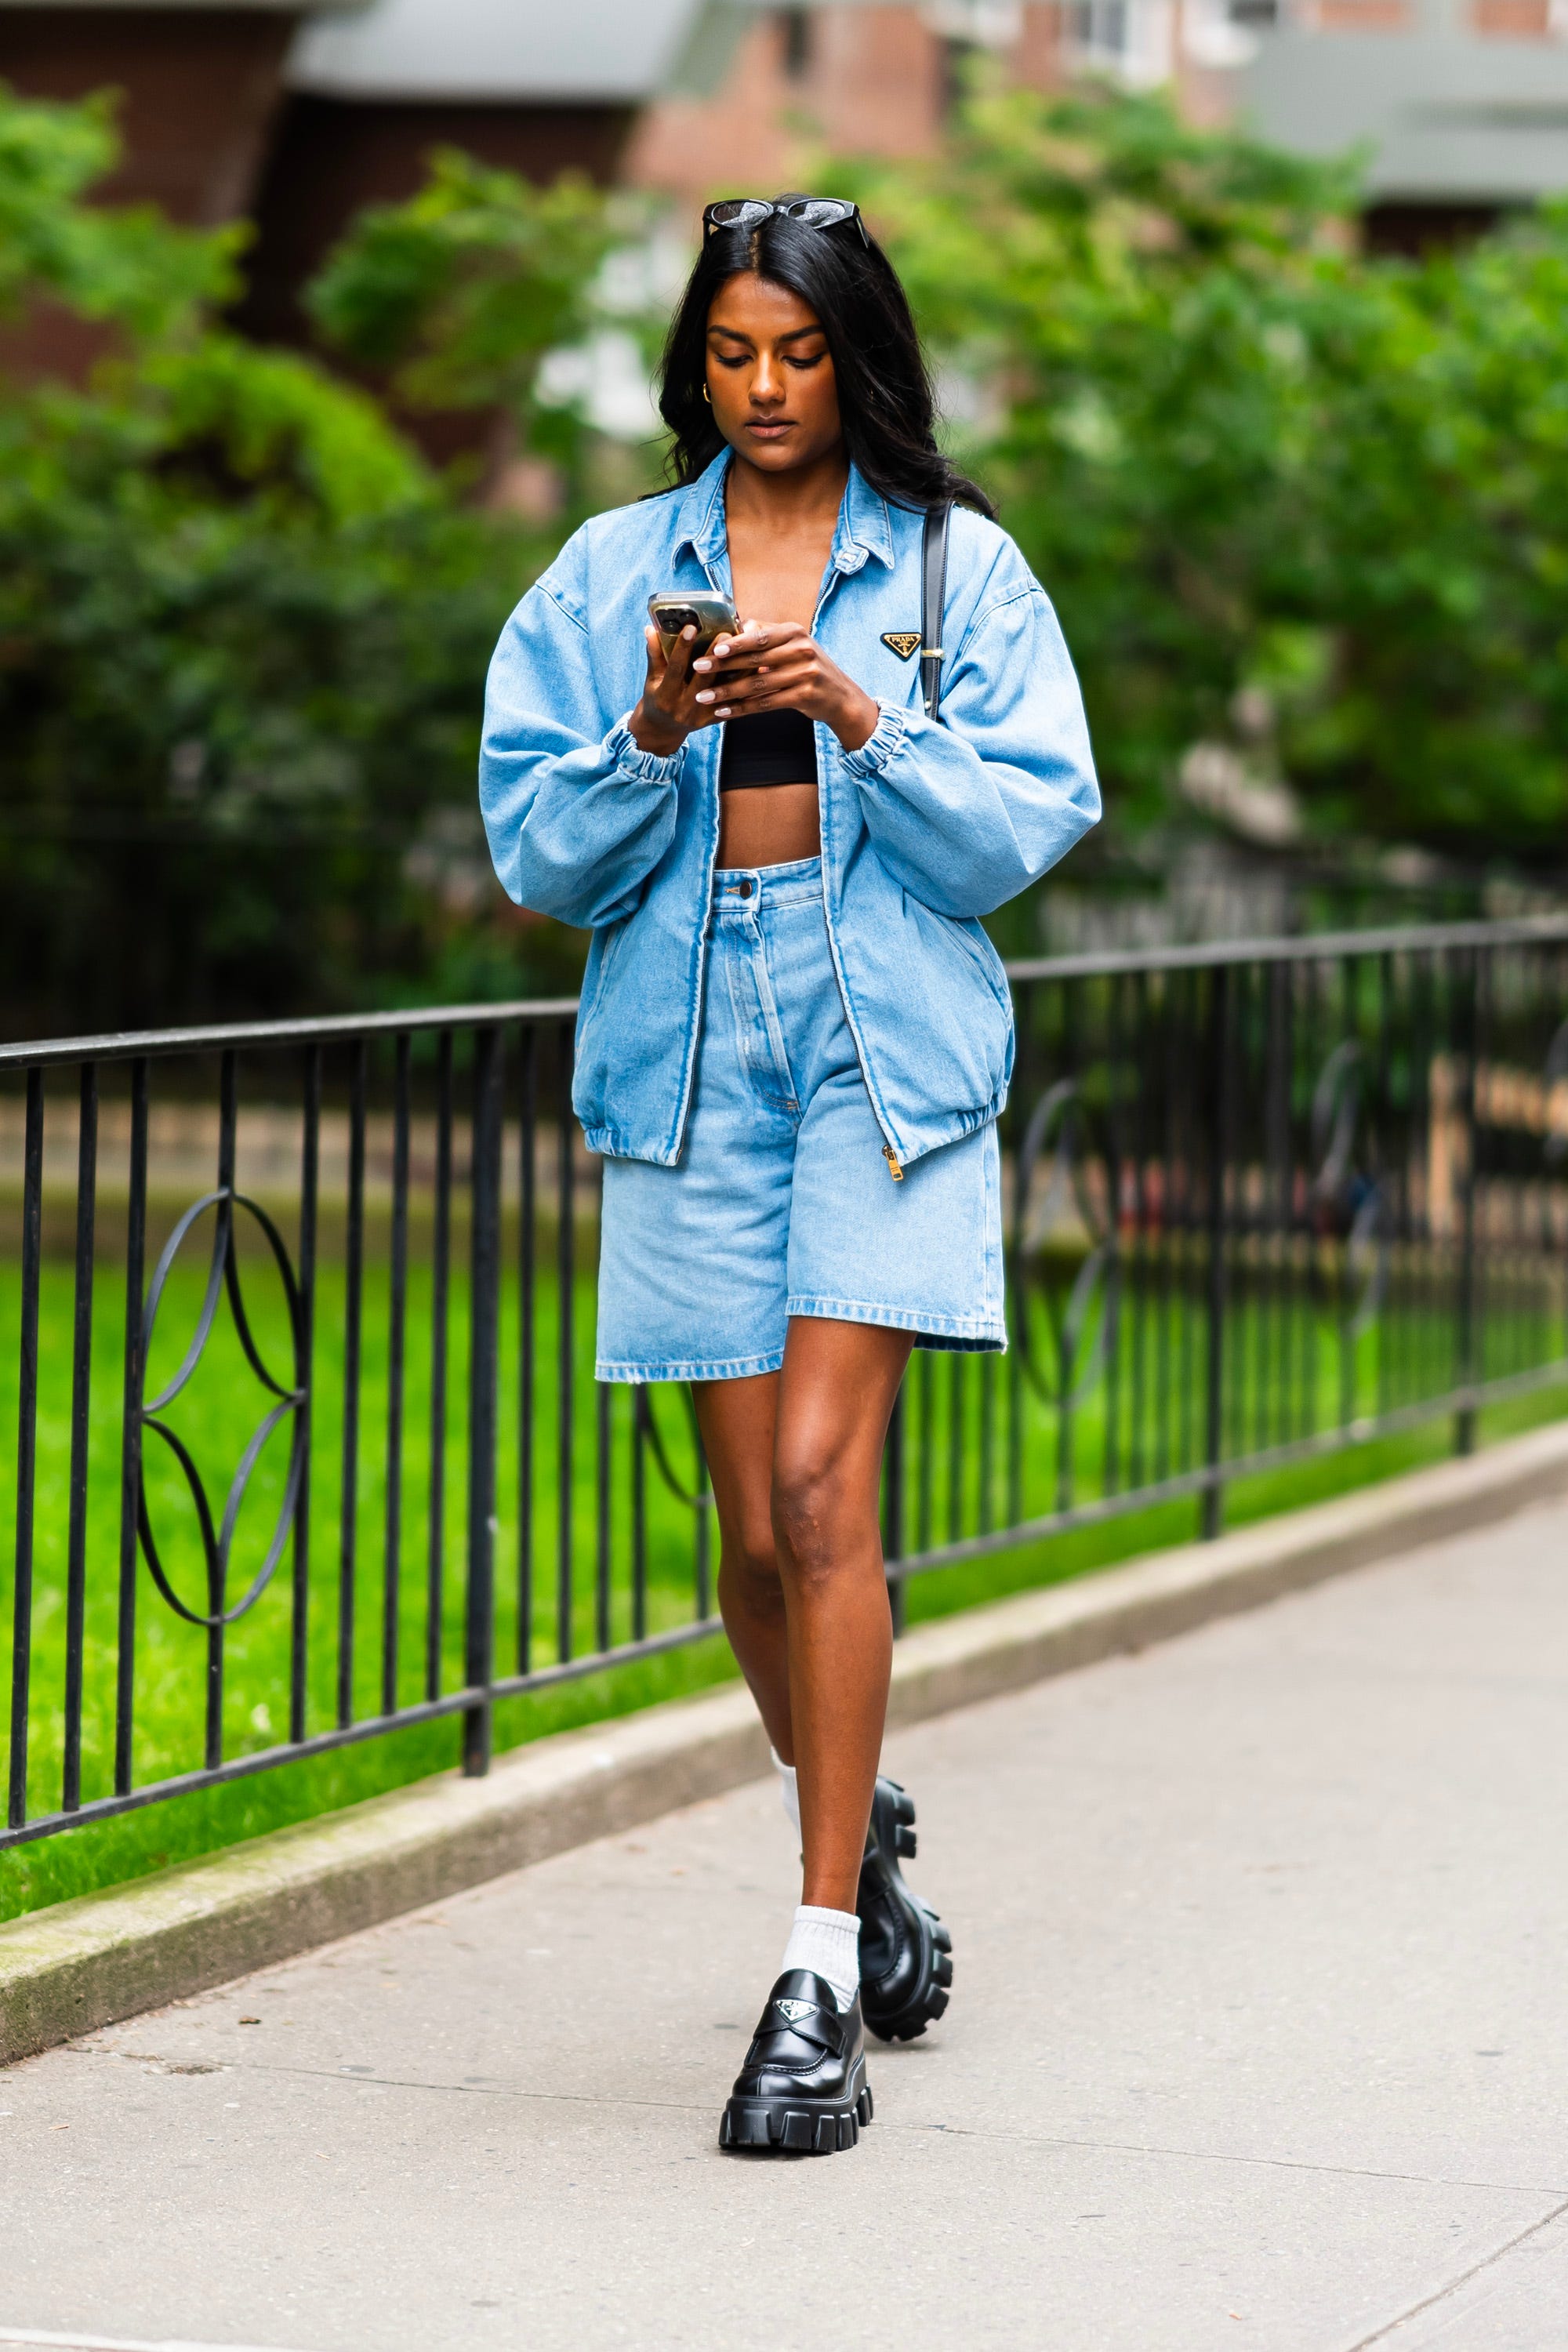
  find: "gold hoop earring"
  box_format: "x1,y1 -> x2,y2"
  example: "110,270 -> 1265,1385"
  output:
702,383 -> 711,405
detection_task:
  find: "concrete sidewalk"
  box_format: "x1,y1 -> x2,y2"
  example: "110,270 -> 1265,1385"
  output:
5,1500 -> 1567,2352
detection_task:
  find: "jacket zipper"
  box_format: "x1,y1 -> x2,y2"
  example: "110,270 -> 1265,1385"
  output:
809,557 -> 911,1185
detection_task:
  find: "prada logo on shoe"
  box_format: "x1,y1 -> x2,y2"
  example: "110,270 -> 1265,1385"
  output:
881,632 -> 922,660
775,1998 -> 817,2022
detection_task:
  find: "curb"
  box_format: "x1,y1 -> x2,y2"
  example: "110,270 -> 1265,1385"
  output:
5,1419 -> 1567,2066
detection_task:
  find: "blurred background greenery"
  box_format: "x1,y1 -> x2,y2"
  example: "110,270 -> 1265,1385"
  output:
4,75 -> 1568,1039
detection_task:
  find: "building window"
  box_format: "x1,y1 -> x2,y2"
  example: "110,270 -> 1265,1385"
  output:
1063,0 -> 1175,82
778,5 -> 812,78
1181,0 -> 1278,65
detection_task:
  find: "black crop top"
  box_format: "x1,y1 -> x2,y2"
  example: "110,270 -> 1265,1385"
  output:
718,707 -> 818,791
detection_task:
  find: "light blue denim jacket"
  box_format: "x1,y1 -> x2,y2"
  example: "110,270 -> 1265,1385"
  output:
479,450 -> 1099,1169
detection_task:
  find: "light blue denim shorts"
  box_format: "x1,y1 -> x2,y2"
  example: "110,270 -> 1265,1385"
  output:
595,857 -> 1005,1383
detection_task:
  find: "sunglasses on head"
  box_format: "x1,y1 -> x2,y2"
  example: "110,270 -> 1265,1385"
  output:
702,196 -> 869,248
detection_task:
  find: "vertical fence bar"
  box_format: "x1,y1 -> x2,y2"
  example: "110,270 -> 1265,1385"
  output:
338,1040 -> 366,1729
1262,960 -> 1290,1454
1374,953 -> 1394,1428
948,1352 -> 966,1540
516,1025 -> 536,1675
1202,967 -> 1232,1540
426,1030 -> 452,1701
631,1387 -> 648,1645
463,1025 -> 504,1777
1127,971 -> 1149,1493
916,1348 -> 935,1555
1155,974 -> 1175,1483
557,1029 -> 575,1664
1454,946 -> 1481,1454
205,1053 -> 238,1771
1175,969 -> 1198,1479
382,1034 -> 410,1717
8,1069 -> 44,1831
292,1047 -> 319,1746
595,1376 -> 612,1657
114,1058 -> 147,1796
62,1063 -> 98,1813
1102,974 -> 1124,1501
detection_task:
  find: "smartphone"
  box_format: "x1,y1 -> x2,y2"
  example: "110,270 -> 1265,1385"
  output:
647,591 -> 740,661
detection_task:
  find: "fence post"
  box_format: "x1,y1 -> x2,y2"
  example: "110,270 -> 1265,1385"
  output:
463,1025 -> 505,1777
1202,966 -> 1232,1540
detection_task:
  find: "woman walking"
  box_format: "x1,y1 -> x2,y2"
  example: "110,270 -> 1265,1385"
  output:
480,195 -> 1098,2155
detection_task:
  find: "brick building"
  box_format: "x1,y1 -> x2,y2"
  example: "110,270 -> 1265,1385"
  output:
0,0 -> 355,223
3,0 -> 1565,325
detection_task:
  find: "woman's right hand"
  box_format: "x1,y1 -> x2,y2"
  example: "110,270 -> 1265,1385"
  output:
626,626 -> 709,757
627,623 -> 760,757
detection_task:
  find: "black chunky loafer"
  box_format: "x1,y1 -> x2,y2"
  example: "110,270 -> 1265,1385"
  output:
719,1969 -> 873,2156
857,1775 -> 953,2042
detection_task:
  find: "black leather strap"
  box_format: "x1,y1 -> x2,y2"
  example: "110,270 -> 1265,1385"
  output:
920,499 -> 951,722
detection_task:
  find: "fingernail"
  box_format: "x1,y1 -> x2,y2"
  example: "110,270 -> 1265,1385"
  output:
692,659 -> 710,672
695,691 -> 714,704
716,707 -> 731,718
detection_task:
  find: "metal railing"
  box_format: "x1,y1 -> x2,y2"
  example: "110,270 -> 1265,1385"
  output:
4,916 -> 1567,1849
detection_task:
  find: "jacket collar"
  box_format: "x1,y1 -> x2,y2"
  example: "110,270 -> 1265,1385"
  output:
673,448 -> 897,577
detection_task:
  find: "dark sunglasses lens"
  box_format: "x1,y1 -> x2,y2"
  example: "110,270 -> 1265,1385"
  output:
706,199 -> 771,230
786,199 -> 856,227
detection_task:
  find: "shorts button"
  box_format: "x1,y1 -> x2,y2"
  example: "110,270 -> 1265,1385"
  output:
739,880 -> 753,898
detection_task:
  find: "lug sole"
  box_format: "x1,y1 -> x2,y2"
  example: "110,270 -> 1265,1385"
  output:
860,1780 -> 954,2045
719,2074 -> 873,2158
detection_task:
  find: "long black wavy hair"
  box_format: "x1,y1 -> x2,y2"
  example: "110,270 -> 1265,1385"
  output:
655,201 -> 995,518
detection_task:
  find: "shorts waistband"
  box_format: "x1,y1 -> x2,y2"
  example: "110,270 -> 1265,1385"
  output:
711,855 -> 822,910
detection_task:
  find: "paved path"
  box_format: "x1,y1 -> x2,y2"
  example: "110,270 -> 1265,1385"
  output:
5,1498 -> 1568,2352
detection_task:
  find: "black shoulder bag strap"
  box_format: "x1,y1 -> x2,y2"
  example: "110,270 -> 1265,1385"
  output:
920,499 -> 952,723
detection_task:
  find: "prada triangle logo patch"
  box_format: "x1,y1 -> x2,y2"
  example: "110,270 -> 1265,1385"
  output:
881,631 -> 922,661
775,1999 -> 815,2022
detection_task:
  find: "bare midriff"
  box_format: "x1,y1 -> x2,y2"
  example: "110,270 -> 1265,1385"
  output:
717,780 -> 821,869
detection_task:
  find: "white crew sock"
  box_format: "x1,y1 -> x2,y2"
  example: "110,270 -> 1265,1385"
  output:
780,1904 -> 861,2013
770,1746 -> 800,1840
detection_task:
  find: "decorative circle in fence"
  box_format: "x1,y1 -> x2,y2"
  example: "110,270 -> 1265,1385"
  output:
136,1187 -> 309,1630
1011,1076 -> 1121,1412
633,1381 -> 712,1509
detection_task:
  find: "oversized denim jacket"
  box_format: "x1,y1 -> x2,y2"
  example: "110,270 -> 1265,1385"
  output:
479,451 -> 1099,1170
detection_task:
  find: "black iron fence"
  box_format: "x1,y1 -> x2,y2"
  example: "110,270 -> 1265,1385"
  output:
4,916 -> 1567,1849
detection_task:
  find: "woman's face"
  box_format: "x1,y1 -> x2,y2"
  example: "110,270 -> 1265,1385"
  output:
703,272 -> 844,476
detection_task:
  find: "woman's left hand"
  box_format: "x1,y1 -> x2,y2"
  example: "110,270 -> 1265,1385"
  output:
692,624 -> 880,753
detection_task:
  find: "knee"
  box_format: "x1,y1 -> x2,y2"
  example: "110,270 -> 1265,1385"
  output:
771,1452 -> 857,1584
720,1515 -> 782,1607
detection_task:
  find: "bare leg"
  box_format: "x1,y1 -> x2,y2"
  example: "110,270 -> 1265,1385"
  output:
691,1370 -> 792,1759
695,1319 -> 912,1917
771,1319 -> 911,1912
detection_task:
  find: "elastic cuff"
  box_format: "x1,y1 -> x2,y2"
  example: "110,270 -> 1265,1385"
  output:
840,702 -> 909,779
604,720 -> 683,784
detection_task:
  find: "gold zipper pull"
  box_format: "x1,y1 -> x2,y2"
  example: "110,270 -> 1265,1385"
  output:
882,1143 -> 905,1181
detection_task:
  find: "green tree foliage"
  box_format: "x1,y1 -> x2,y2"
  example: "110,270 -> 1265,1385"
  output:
853,86 -> 1568,858
8,78 -> 1568,1040
306,151 -> 632,490
0,90 -> 627,1035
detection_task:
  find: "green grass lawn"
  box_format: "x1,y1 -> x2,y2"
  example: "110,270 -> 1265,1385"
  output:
3,1218 -> 1565,1924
